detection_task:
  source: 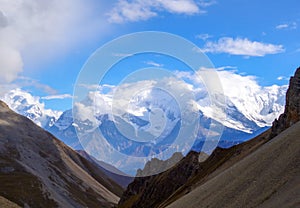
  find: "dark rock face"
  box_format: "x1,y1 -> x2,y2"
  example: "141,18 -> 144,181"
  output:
118,151 -> 201,208
118,147 -> 237,208
271,67 -> 300,137
136,152 -> 184,177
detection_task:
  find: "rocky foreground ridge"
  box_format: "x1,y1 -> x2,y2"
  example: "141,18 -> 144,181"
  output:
0,101 -> 123,208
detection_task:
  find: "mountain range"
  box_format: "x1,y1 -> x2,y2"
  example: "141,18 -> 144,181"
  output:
3,76 -> 287,135
117,67 -> 300,208
1,75 -> 287,175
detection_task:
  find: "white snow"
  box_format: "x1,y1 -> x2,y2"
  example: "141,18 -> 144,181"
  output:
1,70 -> 288,134
1,88 -> 62,128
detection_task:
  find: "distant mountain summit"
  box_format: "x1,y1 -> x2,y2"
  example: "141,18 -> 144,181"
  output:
1,88 -> 61,128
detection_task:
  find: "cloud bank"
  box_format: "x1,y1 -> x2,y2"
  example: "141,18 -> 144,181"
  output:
41,94 -> 73,100
0,0 -> 109,84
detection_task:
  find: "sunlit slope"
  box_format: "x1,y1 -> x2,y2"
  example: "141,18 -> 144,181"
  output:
167,121 -> 300,208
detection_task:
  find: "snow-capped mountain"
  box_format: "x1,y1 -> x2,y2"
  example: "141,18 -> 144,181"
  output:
2,79 -> 287,148
1,71 -> 288,175
196,70 -> 288,133
46,109 -> 82,148
1,88 -> 62,128
46,78 -> 286,174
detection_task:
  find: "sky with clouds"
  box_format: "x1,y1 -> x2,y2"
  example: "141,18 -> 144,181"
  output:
0,0 -> 299,111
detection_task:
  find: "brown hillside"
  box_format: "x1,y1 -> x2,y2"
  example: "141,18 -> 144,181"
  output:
0,100 -> 123,207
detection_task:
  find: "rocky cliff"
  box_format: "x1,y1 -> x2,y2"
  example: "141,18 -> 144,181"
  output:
271,67 -> 300,137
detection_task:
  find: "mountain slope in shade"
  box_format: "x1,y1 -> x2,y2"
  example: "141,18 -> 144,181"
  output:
0,101 -> 123,207
167,121 -> 300,208
77,150 -> 134,188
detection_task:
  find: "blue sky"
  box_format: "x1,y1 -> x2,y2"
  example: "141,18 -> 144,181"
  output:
0,0 -> 299,111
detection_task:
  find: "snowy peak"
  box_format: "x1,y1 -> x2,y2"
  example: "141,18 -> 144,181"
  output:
1,88 -> 62,128
53,109 -> 73,130
0,71 -> 288,136
222,84 -> 287,132
198,70 -> 288,132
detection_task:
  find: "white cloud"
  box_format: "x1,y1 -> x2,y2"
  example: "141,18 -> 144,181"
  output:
276,24 -> 289,29
276,22 -> 297,30
78,84 -> 101,91
0,76 -> 58,97
0,46 -> 23,83
195,33 -> 213,41
212,66 -> 237,71
112,52 -> 135,57
202,37 -> 285,57
145,61 -> 164,67
0,0 -> 110,84
108,0 -> 157,23
73,102 -> 100,127
277,76 -> 289,81
158,0 -> 200,14
107,0 -> 215,23
74,77 -> 196,122
198,0 -> 217,7
41,94 -> 73,100
15,76 -> 58,95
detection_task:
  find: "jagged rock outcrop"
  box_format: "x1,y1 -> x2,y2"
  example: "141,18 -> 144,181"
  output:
271,67 -> 300,137
136,152 -> 184,177
118,151 -> 201,208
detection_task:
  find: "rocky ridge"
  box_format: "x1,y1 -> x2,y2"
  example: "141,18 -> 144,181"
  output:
271,67 -> 300,137
0,101 -> 123,208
